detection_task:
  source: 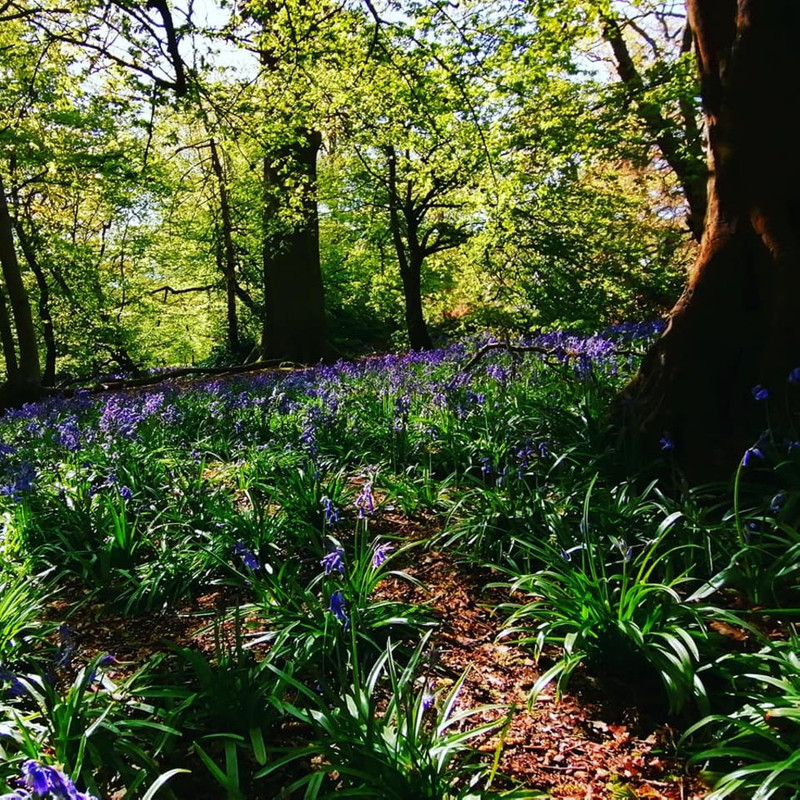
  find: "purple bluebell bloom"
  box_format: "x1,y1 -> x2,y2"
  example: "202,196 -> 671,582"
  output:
372,542 -> 393,568
321,496 -> 339,527
659,434 -> 675,452
20,759 -> 98,800
789,367 -> 800,385
356,481 -> 375,519
321,546 -> 345,576
752,385 -> 770,402
421,679 -> 435,710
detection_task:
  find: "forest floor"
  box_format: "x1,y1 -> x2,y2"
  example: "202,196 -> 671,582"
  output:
50,511 -> 712,800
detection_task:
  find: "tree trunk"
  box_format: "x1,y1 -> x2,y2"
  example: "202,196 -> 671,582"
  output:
400,256 -> 433,351
261,130 -> 326,363
385,146 -> 433,351
620,0 -> 800,480
208,137 -> 240,355
14,217 -> 57,385
0,173 -> 41,402
0,287 -> 18,380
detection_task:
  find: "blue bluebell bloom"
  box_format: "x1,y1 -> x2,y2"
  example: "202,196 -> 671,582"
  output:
743,447 -> 765,467
321,546 -> 345,576
329,590 -> 350,630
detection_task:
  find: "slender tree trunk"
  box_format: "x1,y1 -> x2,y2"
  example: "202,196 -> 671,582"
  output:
208,137 -> 240,355
0,287 -> 18,380
0,173 -> 41,399
619,0 -> 800,480
261,130 -> 326,363
14,218 -> 56,385
385,146 -> 433,351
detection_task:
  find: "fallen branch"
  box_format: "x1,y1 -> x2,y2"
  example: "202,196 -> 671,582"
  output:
50,358 -> 307,398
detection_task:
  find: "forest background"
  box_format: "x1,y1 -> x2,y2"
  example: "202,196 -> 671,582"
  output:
0,0 -> 700,386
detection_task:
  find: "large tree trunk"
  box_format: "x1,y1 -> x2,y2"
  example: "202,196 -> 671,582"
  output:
0,173 -> 41,405
400,256 -> 433,351
620,0 -> 800,480
261,130 -> 327,363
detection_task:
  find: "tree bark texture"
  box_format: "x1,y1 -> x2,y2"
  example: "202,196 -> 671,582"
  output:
0,173 -> 41,397
209,137 -> 240,355
261,130 -> 327,363
14,217 -> 57,385
620,0 -> 800,480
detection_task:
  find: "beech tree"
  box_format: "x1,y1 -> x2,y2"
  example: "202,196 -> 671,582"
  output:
622,0 -> 800,479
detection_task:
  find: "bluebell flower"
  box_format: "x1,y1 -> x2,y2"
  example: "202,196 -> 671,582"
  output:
20,759 -> 98,799
752,384 -> 770,402
789,367 -> 800,385
356,481 -> 375,519
743,447 -> 765,467
321,496 -> 339,527
372,542 -> 393,568
118,486 -> 132,502
659,434 -> 675,452
770,492 -> 787,513
421,679 -> 435,710
537,441 -> 549,458
560,544 -> 585,563
0,665 -> 26,697
233,542 -> 260,571
320,546 -> 345,576
329,591 -> 349,630
56,624 -> 76,668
